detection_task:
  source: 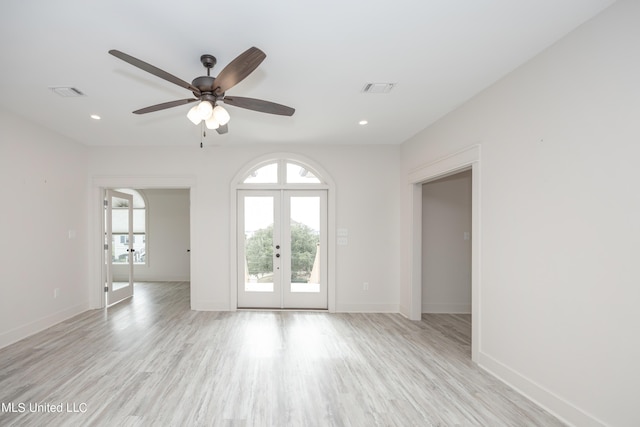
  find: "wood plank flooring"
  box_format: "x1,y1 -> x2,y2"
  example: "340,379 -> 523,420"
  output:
0,282 -> 564,426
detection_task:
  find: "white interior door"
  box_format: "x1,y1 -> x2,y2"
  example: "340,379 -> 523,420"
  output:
105,189 -> 134,305
238,190 -> 327,309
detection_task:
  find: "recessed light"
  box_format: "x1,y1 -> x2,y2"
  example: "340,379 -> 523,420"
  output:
90,114 -> 101,120
359,120 -> 368,125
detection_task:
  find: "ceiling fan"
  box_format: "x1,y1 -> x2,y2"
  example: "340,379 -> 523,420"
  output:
108,47 -> 295,134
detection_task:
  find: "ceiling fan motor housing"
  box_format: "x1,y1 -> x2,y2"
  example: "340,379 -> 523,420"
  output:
191,55 -> 220,97
192,76 -> 217,96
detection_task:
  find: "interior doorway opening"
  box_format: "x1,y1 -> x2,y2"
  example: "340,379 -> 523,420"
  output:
421,170 -> 472,315
95,182 -> 193,309
421,170 -> 473,357
408,145 -> 480,362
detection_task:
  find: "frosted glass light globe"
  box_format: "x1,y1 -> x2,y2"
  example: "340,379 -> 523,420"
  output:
196,101 -> 213,120
212,105 -> 230,125
205,115 -> 220,129
187,105 -> 202,125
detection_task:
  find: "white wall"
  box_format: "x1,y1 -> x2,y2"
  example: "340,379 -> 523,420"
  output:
87,144 -> 401,312
139,188 -> 191,281
400,1 -> 640,425
113,188 -> 190,282
0,108 -> 90,348
422,170 -> 471,313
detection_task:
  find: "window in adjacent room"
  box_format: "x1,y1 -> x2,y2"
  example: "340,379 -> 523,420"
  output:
111,188 -> 147,265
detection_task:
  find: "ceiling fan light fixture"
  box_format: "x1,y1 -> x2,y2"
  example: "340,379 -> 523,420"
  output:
187,105 -> 203,125
212,105 -> 230,125
205,115 -> 220,129
196,100 -> 214,120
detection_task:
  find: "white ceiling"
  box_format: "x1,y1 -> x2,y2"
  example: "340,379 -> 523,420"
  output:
0,0 -> 615,147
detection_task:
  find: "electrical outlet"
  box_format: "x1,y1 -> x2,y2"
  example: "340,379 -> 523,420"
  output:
363,282 -> 369,291
54,288 -> 60,298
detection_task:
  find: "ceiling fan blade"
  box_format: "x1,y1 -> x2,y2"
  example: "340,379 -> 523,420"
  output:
109,49 -> 201,95
216,123 -> 228,134
223,96 -> 295,116
133,98 -> 198,114
213,47 -> 266,95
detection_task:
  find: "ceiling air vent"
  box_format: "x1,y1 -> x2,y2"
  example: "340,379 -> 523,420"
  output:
361,83 -> 395,94
49,86 -> 86,97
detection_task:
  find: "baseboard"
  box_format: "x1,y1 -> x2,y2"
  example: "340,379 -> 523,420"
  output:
190,301 -> 401,313
335,303 -> 400,313
191,299 -> 230,311
478,352 -> 607,427
113,277 -> 191,282
422,303 -> 471,314
0,303 -> 90,350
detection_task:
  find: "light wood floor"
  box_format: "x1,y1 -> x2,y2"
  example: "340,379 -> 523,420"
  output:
0,282 -> 563,426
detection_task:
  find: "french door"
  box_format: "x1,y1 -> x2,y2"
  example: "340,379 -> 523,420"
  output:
104,189 -> 134,305
238,190 -> 327,309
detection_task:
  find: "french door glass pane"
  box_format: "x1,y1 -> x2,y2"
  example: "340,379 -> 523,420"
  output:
111,234 -> 146,264
289,196 -> 320,293
110,195 -> 131,265
244,196 -> 275,292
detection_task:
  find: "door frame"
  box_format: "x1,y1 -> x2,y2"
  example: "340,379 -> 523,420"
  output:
407,144 -> 480,363
89,176 -> 196,309
230,153 -> 336,312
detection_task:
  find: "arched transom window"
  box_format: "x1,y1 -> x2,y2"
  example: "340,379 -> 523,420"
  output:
241,159 -> 325,186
